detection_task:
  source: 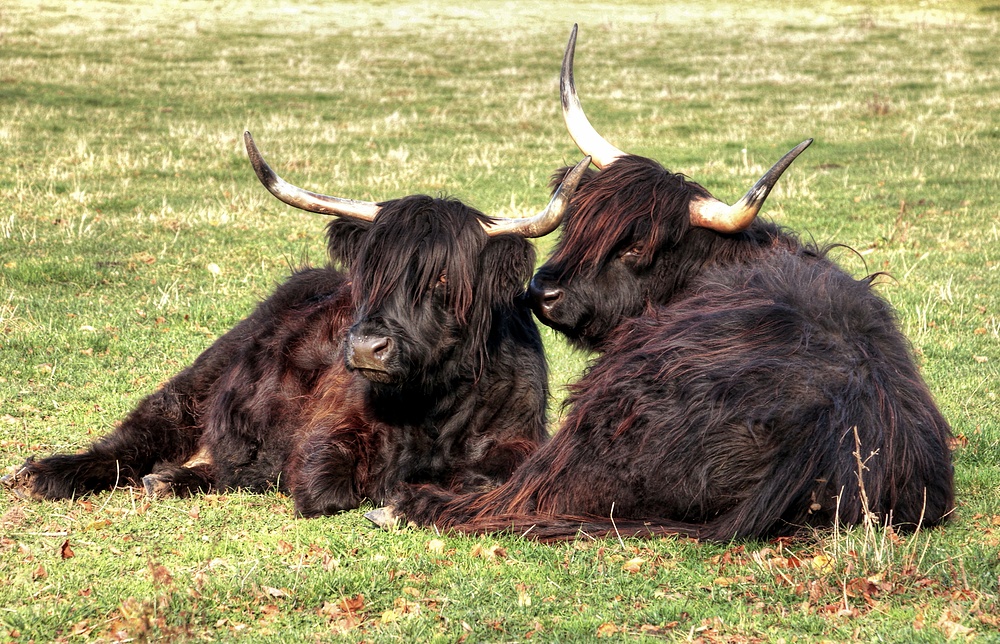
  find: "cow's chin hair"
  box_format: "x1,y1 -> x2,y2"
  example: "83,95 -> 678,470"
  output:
353,368 -> 397,385
534,312 -> 603,352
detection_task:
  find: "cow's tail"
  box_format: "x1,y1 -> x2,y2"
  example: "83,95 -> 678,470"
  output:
442,514 -> 706,542
378,483 -> 731,542
369,497 -> 721,542
381,437 -> 834,542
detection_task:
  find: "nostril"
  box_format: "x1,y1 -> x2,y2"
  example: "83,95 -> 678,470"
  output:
529,277 -> 562,302
370,336 -> 391,361
529,277 -> 565,316
349,334 -> 394,368
540,288 -> 563,311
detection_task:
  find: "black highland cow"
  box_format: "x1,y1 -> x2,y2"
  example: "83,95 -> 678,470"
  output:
374,26 -> 955,541
4,131 -> 590,518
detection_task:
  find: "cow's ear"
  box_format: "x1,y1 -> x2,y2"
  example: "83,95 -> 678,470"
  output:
478,234 -> 536,305
325,218 -> 371,269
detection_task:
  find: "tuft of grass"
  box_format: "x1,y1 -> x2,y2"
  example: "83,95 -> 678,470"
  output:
2,0 -> 999,641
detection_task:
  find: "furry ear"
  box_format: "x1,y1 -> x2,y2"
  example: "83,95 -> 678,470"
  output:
325,218 -> 372,269
476,234 -> 536,308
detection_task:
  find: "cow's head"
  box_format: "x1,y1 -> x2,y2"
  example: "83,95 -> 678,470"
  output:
529,26 -> 811,350
245,131 -> 588,391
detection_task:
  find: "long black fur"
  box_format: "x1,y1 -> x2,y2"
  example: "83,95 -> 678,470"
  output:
389,155 -> 955,541
11,196 -> 549,517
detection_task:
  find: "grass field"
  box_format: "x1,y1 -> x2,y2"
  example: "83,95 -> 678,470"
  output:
2,0 -> 999,641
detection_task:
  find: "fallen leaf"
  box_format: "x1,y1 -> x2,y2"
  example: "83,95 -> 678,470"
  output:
263,586 -> 289,598
426,538 -> 446,555
622,557 -> 645,573
148,562 -> 173,588
523,621 -> 544,638
393,596 -> 420,616
70,619 -> 92,637
976,610 -> 1000,628
596,621 -> 618,637
845,577 -> 877,598
60,540 -> 75,560
330,614 -> 361,635
471,543 -> 507,560
339,594 -> 365,613
937,610 -> 973,639
811,554 -> 834,573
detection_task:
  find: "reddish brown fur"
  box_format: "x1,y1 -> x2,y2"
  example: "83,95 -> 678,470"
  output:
388,155 -> 955,541
11,196 -> 551,518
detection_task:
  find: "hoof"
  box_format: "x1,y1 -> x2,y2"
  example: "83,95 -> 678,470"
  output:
1,465 -> 33,499
364,506 -> 399,530
141,474 -> 174,498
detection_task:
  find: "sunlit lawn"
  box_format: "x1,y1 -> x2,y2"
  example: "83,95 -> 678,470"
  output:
1,1 -> 998,641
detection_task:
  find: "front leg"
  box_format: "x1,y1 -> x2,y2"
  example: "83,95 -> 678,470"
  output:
8,383 -> 206,500
457,437 -> 540,491
383,482 -> 462,526
288,434 -> 365,517
140,446 -> 216,498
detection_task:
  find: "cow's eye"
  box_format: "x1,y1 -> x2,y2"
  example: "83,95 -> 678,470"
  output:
621,244 -> 645,259
435,271 -> 448,288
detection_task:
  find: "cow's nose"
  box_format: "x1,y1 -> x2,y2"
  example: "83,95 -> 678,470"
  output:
349,334 -> 393,371
529,278 -> 563,314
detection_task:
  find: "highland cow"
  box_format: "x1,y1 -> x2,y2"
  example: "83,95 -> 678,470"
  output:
5,131 -> 590,518
374,26 -> 955,541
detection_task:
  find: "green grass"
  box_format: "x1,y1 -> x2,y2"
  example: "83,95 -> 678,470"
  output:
2,0 -> 999,641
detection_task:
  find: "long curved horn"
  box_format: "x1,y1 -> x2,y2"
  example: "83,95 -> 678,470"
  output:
244,131 -> 381,221
561,24 -> 626,169
689,139 -> 813,233
483,156 -> 591,238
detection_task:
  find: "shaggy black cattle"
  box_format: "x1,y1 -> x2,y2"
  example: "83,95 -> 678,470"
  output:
372,26 -> 955,541
5,131 -> 590,518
